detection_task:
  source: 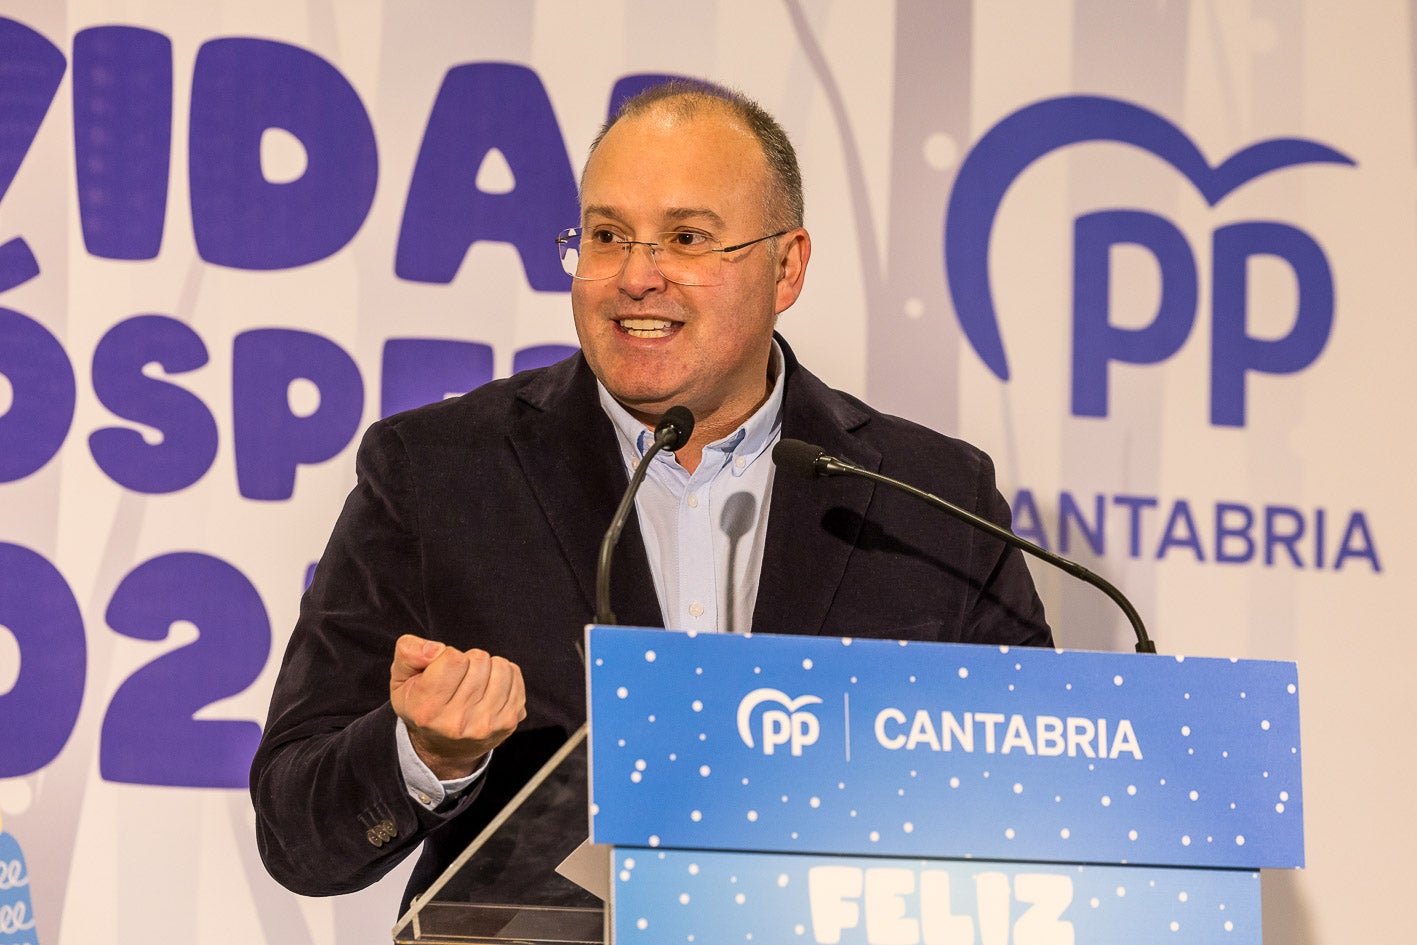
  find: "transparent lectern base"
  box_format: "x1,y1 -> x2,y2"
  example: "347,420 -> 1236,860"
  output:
393,725 -> 606,944
398,903 -> 603,945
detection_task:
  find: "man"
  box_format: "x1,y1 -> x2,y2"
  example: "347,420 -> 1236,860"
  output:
250,81 -> 1049,910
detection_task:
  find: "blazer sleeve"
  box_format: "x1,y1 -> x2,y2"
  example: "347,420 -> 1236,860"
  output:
248,420 -> 481,896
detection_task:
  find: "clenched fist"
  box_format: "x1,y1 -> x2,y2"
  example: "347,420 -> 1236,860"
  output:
389,634 -> 527,780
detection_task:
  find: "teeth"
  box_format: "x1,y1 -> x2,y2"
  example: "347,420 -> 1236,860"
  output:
620,317 -> 674,338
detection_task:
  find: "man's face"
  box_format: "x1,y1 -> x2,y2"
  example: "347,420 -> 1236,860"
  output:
571,104 -> 809,435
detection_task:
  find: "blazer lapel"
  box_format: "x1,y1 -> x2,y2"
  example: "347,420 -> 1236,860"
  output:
507,355 -> 664,630
752,343 -> 881,637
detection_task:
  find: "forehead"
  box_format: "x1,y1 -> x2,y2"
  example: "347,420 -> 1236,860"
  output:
580,105 -> 769,228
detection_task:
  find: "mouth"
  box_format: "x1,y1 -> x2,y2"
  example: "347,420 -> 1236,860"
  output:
616,317 -> 679,339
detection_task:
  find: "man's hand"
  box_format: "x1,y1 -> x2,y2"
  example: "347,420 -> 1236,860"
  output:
389,634 -> 527,781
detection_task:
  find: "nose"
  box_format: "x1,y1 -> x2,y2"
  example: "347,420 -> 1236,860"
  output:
618,240 -> 666,294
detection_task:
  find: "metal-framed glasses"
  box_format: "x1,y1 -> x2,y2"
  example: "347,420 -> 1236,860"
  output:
555,226 -> 788,287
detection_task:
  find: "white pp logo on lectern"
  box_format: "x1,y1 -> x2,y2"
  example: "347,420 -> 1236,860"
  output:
737,688 -> 822,756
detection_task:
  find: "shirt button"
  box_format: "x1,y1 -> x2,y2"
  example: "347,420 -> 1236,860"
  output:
734,456 -> 746,469
417,792 -> 432,806
687,493 -> 699,508
689,603 -> 704,618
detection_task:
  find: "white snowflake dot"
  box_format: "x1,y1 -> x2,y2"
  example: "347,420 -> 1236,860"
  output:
802,658 -> 813,670
958,667 -> 969,679
616,686 -> 628,699
699,765 -> 711,777
636,918 -> 648,930
1060,828 -> 1071,839
1113,675 -> 1124,686
644,650 -> 656,662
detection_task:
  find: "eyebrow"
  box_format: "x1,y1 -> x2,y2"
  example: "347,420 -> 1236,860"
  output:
582,204 -> 728,230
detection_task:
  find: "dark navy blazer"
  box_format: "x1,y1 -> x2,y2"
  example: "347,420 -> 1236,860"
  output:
249,337 -> 1050,907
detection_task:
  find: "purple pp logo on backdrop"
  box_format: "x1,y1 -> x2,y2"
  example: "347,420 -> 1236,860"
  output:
945,95 -> 1355,427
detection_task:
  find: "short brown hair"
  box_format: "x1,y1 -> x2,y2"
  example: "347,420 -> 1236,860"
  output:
585,79 -> 805,232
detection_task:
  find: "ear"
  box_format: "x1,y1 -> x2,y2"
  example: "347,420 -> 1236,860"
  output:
772,228 -> 812,315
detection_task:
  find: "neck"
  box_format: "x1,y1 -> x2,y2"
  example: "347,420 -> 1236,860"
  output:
631,384 -> 770,475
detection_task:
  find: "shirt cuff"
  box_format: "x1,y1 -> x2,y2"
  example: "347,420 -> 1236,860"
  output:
395,716 -> 490,811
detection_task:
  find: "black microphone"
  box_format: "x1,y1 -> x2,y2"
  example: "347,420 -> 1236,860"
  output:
594,406 -> 695,624
771,438 -> 1158,654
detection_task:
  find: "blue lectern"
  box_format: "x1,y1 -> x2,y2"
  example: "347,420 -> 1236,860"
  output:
588,627 -> 1303,944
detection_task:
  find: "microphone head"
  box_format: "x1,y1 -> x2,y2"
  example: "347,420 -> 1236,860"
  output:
772,438 -> 827,479
655,405 -> 695,451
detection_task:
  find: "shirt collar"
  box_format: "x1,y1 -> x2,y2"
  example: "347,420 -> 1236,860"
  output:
597,339 -> 786,475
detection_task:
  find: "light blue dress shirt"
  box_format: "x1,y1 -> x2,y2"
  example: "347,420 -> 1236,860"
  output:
596,342 -> 784,633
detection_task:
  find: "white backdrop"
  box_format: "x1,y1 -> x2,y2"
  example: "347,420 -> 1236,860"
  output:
0,2 -> 1411,944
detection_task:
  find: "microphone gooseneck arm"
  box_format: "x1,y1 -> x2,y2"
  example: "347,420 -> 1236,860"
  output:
594,406 -> 695,625
773,439 -> 1158,654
